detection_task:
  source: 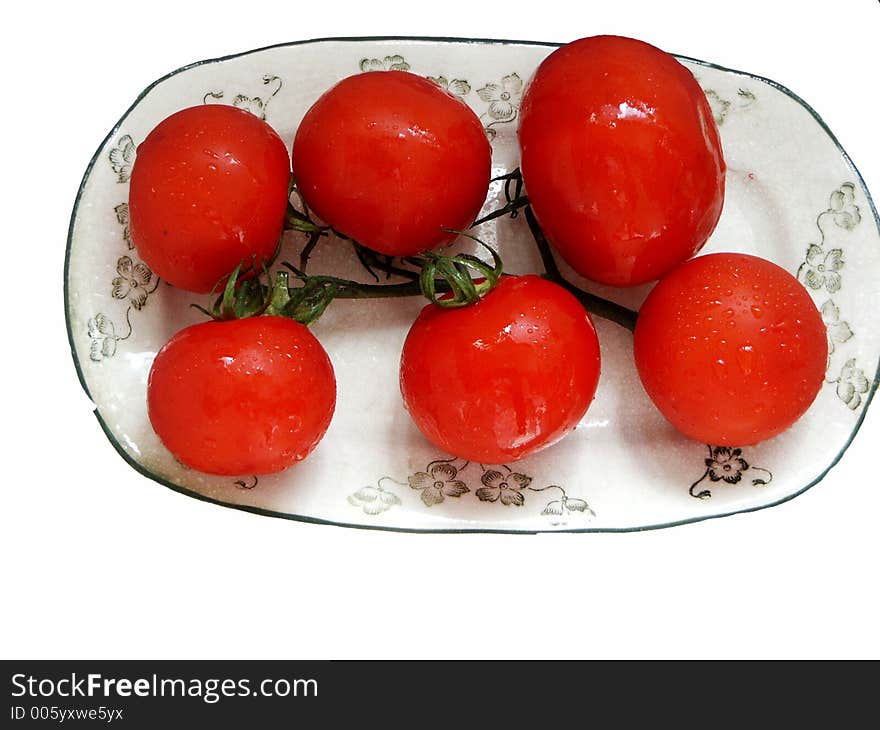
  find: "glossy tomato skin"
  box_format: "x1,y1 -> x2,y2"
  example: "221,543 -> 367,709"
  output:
400,275 -> 601,463
519,36 -> 725,286
147,316 -> 336,475
292,71 -> 491,257
129,105 -> 291,293
634,253 -> 827,446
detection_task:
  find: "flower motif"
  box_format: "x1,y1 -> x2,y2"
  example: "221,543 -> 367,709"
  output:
108,134 -> 136,183
348,485 -> 402,515
427,76 -> 471,97
112,256 -> 153,310
541,495 -> 595,526
836,359 -> 870,410
87,313 -> 117,362
476,469 -> 531,506
829,183 -> 861,230
705,447 -> 750,484
408,462 -> 469,507
820,299 -> 853,365
476,73 -> 523,123
114,203 -> 132,249
703,88 -> 731,126
800,245 -> 843,293
359,55 -> 410,72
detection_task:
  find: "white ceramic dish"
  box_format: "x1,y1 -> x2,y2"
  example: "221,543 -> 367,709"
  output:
65,37 -> 880,533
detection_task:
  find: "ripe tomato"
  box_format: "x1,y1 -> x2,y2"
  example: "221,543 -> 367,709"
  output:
129,105 -> 291,293
400,275 -> 601,463
147,316 -> 336,475
292,71 -> 491,257
518,35 -> 725,286
634,253 -> 827,445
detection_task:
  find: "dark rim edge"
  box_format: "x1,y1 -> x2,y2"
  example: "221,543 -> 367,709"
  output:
65,34 -> 880,535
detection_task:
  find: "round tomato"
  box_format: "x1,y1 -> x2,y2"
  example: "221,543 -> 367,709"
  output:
400,275 -> 601,464
633,253 -> 827,445
129,105 -> 291,293
148,316 -> 336,475
292,71 -> 491,257
519,35 -> 725,286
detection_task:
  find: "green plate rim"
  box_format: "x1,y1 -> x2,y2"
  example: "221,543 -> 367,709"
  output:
64,35 -> 880,534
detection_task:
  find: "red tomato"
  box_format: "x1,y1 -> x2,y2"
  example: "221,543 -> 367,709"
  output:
519,36 -> 725,286
129,105 -> 291,293
634,253 -> 827,445
148,316 -> 336,475
400,275 -> 601,463
292,71 -> 491,257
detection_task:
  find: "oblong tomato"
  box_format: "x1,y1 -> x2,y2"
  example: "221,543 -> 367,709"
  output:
519,35 -> 725,286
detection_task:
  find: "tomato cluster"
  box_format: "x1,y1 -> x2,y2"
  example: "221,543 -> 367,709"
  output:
130,35 -> 827,479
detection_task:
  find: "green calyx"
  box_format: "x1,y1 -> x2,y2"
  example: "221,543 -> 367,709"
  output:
195,261 -> 340,326
418,232 -> 504,308
193,233 -> 506,326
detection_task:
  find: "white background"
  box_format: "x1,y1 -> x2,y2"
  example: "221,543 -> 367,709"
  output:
3,0 -> 878,659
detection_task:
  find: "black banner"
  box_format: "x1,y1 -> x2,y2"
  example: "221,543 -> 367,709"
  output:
2,660 -> 864,725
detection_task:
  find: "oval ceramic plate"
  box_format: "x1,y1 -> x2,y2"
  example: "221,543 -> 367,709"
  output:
66,36 -> 880,533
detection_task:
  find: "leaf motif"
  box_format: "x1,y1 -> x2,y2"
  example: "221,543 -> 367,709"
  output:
448,79 -> 471,96
837,382 -> 857,409
476,486 -> 500,503
114,203 -> 129,225
564,498 -> 591,514
378,490 -> 402,507
827,320 -> 853,346
94,313 -> 115,337
820,299 -> 839,321
101,336 -> 117,359
361,500 -> 389,515
385,55 -> 410,71
541,500 -> 564,516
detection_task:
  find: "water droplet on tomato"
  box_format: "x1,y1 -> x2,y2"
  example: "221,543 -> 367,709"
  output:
751,305 -> 764,319
736,343 -> 754,375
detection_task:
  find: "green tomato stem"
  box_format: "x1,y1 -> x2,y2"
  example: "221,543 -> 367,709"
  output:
522,205 -> 639,333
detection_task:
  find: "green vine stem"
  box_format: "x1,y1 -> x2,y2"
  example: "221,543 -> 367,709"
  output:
522,206 -> 638,332
278,173 -> 638,330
